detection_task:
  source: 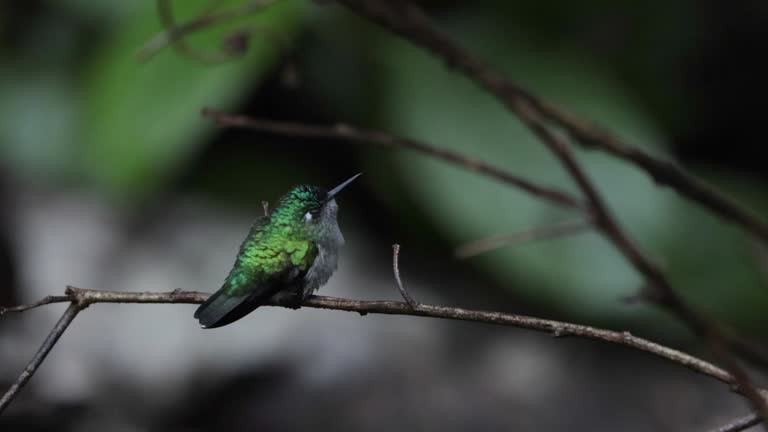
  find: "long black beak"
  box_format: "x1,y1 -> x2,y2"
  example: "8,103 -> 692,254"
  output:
327,173 -> 362,200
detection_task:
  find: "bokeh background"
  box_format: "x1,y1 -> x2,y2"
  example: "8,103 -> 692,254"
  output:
1,0 -> 768,430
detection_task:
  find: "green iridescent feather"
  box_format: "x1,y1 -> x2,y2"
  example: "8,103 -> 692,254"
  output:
225,215 -> 319,296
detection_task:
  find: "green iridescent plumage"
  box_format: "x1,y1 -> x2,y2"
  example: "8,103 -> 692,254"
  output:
225,187 -> 324,296
194,175 -> 360,329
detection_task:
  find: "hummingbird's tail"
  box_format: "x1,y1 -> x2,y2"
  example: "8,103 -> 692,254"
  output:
194,289 -> 268,329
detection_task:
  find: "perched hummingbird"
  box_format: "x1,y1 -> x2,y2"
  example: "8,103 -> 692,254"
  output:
194,173 -> 361,329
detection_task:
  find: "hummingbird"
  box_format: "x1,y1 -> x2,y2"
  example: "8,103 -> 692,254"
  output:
194,173 -> 361,329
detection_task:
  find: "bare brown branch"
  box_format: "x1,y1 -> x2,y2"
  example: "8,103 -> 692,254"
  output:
1,286 -> 767,417
202,107 -> 584,211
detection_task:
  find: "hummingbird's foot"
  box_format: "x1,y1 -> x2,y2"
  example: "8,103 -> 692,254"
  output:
285,297 -> 303,310
270,290 -> 304,310
282,293 -> 304,310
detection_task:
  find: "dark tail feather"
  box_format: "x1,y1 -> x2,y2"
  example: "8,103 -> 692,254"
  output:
195,291 -> 255,329
194,285 -> 280,329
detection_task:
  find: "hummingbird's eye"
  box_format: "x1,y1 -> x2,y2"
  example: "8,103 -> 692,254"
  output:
304,208 -> 321,223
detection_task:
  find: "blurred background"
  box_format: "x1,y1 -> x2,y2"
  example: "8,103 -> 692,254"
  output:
1,0 -> 768,430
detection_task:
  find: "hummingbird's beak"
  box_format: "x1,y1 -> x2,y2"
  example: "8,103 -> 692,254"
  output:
327,173 -> 362,200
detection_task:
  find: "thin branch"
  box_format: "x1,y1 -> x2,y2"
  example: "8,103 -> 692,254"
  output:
392,244 -> 418,308
0,295 -> 72,315
539,100 -> 768,246
202,107 -> 583,211
711,413 -> 762,432
331,0 -> 768,246
0,303 -> 82,415
454,219 -> 591,259
331,0 -> 768,421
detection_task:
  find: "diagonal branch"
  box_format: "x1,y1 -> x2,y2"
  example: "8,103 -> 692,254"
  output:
513,84 -> 768,416
331,0 -> 768,245
536,100 -> 768,246
0,303 -> 82,415
202,107 -> 583,210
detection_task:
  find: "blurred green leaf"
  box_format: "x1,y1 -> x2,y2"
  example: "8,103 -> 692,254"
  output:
79,0 -> 304,201
0,71 -> 78,180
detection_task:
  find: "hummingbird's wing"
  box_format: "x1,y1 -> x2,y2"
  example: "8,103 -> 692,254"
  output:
194,216 -> 318,329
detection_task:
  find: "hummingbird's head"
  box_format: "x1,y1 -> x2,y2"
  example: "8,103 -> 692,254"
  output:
274,174 -> 361,234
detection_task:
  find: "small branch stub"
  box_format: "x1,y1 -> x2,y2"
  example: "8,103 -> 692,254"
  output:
262,200 -> 270,217
392,244 -> 418,309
